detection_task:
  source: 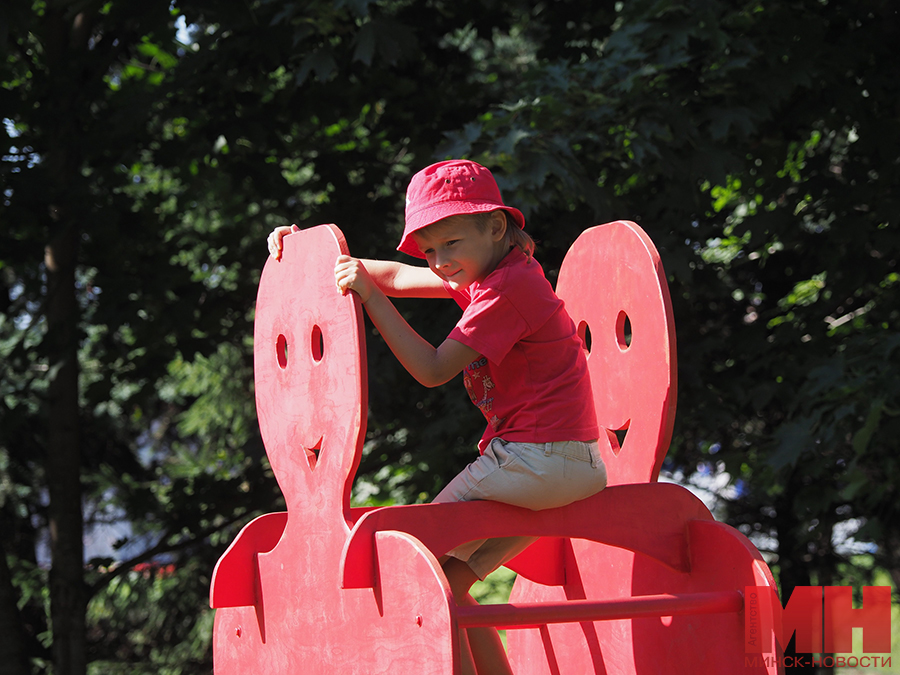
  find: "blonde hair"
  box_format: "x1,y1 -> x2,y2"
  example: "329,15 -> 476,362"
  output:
474,210 -> 535,260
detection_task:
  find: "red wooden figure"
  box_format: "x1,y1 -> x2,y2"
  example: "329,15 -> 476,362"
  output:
210,221 -> 782,674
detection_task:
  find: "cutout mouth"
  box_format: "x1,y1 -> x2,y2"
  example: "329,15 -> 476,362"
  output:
605,423 -> 630,456
304,437 -> 323,470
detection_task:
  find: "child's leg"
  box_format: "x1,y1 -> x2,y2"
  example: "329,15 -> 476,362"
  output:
442,556 -> 514,675
433,438 -> 605,673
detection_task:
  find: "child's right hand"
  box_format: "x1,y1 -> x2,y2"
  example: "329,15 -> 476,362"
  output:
267,224 -> 300,261
334,255 -> 377,303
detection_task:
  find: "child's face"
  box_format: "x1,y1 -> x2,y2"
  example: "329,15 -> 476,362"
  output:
411,213 -> 508,291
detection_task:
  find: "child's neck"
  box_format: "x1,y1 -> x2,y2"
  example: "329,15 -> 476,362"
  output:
484,243 -> 514,278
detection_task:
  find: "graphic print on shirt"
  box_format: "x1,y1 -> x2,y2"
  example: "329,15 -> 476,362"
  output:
463,356 -> 504,431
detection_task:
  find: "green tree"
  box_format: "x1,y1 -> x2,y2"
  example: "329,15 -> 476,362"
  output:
1,2 -> 279,672
442,0 -> 899,601
1,0 -> 531,671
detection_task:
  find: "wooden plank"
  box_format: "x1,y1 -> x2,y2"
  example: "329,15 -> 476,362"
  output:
457,591 -> 745,629
341,483 -> 713,589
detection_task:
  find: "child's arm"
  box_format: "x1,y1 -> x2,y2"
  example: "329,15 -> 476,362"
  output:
267,225 -> 448,299
335,256 -> 476,387
358,259 -> 449,298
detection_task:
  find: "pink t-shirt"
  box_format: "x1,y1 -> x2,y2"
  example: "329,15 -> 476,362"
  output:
445,248 -> 599,453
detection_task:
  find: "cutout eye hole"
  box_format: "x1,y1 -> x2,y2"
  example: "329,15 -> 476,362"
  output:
276,325 -> 324,368
276,334 -> 288,369
311,324 -> 324,362
577,320 -> 592,355
616,311 -> 633,351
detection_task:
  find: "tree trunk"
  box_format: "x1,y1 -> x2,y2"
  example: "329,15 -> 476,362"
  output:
39,7 -> 98,673
775,468 -> 831,675
45,223 -> 86,675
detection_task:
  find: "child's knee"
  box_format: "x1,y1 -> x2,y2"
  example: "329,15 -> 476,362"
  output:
441,557 -> 479,601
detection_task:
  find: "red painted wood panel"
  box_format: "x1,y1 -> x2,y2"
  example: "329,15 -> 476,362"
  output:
210,221 -> 780,675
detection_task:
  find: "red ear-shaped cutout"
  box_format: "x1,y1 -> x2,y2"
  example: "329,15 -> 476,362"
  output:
253,225 -> 367,512
556,221 -> 676,485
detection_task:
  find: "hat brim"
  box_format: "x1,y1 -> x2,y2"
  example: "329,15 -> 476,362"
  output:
397,202 -> 526,258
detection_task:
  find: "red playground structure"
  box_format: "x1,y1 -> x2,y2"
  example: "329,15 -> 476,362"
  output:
209,221 -> 782,674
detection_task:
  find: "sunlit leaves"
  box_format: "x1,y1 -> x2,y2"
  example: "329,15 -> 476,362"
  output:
777,273 -> 827,310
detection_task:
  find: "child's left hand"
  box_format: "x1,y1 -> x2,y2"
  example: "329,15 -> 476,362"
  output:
267,224 -> 300,260
335,255 -> 376,302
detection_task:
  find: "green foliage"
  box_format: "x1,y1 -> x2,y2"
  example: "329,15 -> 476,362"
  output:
87,562 -> 215,674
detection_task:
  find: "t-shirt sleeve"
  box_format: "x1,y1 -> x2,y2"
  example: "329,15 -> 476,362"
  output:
448,286 -> 530,364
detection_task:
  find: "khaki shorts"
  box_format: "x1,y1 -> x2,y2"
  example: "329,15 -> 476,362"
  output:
433,437 -> 608,580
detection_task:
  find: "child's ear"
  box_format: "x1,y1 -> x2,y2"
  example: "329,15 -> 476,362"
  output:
489,210 -> 508,241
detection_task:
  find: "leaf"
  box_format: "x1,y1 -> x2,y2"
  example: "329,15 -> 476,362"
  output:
335,0 -> 373,18
707,107 -> 756,140
806,360 -> 845,396
496,127 -> 531,156
778,272 -> 827,309
353,22 -> 377,66
296,49 -> 337,85
852,398 -> 884,456
437,122 -> 483,159
768,415 -> 819,470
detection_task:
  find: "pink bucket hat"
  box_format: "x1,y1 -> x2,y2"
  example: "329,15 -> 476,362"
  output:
397,160 -> 526,258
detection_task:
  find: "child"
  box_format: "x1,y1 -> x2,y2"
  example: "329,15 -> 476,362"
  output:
267,159 -> 607,675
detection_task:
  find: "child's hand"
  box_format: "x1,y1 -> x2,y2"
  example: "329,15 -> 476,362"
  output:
267,224 -> 300,261
334,255 -> 376,302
